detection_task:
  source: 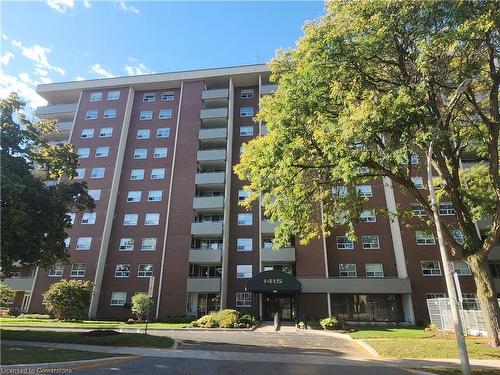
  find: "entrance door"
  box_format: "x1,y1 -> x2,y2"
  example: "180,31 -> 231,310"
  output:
263,294 -> 296,321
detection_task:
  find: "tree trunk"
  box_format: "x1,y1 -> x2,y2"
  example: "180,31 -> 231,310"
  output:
467,254 -> 500,347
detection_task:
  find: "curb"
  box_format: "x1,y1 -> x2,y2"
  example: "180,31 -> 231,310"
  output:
352,339 -> 380,358
1,355 -> 136,369
1,325 -> 258,332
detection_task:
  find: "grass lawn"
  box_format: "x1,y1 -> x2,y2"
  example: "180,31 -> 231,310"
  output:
416,368 -> 500,375
1,345 -> 122,365
0,317 -> 191,329
1,329 -> 175,348
349,326 -> 432,339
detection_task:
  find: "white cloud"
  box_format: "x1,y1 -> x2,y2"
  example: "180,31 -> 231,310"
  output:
116,0 -> 139,14
75,76 -> 85,81
124,58 -> 153,76
46,0 -> 75,13
11,40 -> 65,76
0,68 -> 47,109
89,64 -> 114,78
0,32 -> 8,40
83,0 -> 92,8
19,73 -> 31,83
0,52 -> 14,65
34,67 -> 49,77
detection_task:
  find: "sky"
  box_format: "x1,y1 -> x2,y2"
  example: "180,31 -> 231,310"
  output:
0,0 -> 325,109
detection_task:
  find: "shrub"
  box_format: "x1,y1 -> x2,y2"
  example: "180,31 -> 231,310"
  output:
320,317 -> 342,330
126,318 -> 136,324
238,314 -> 256,326
213,309 -> 239,328
131,293 -> 153,321
191,320 -> 199,327
0,308 -> 11,318
297,321 -> 305,329
0,284 -> 15,308
17,313 -> 51,319
42,279 -> 94,320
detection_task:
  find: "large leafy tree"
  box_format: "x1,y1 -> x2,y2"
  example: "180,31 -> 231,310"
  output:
1,93 -> 94,277
235,1 -> 500,346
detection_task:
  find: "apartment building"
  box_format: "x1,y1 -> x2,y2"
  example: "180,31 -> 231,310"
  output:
3,64 -> 500,325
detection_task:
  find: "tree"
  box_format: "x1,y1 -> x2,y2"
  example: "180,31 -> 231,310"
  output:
0,284 -> 15,308
131,293 -> 153,321
1,93 -> 94,277
235,0 -> 500,346
42,279 -> 94,320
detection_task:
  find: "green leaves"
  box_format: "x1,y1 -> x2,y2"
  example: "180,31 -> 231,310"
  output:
42,280 -> 94,320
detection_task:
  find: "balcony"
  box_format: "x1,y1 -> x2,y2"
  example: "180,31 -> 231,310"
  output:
188,249 -> 222,264
261,220 -> 278,234
297,277 -> 412,294
202,88 -> 229,101
200,108 -> 228,120
193,196 -> 224,212
261,247 -> 296,262
191,221 -> 224,237
195,172 -> 225,187
197,149 -> 226,169
186,277 -> 221,293
45,121 -> 73,142
1,277 -> 34,291
199,128 -> 227,141
36,103 -> 77,121
261,84 -> 278,95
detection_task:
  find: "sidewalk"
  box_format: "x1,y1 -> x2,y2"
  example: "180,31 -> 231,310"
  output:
3,340 -> 500,370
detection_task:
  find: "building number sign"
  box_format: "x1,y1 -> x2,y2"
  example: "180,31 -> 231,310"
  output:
263,278 -> 283,284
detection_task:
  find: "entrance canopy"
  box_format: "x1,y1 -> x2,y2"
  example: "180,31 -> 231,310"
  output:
245,270 -> 301,293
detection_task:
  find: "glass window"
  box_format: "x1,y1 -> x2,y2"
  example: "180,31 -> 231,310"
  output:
70,263 -> 86,277
161,91 -> 174,101
153,147 -> 168,158
410,154 -> 419,164
359,210 -> 376,222
410,203 -> 426,217
81,212 -> 96,224
151,168 -> 165,180
48,265 -> 64,277
421,261 -> 441,276
75,168 -> 85,179
361,235 -> 379,249
159,109 -> 172,119
241,89 -> 254,99
67,212 -> 76,225
140,110 -> 153,120
143,93 -> 156,102
236,292 -> 252,307
240,107 -> 253,117
453,260 -> 471,276
119,238 -> 134,251
99,127 -> 113,137
332,186 -> 348,198
236,265 -> 252,278
110,292 -> 127,306
138,264 -> 153,278
127,191 -> 141,202
88,189 -> 101,201
237,238 -> 252,251
137,129 -> 150,139
240,126 -> 254,136
90,92 -> 102,101
103,108 -> 117,119
411,176 -> 424,189
95,146 -> 109,158
145,213 -> 160,225
141,238 -> 157,251
237,213 -> 252,226
90,167 -> 105,179
107,91 -> 120,100
336,236 -> 354,249
416,231 -> 436,245
427,293 -> 447,299
365,263 -> 384,277
134,148 -> 147,159
356,185 -> 373,198
76,237 -> 92,250
452,229 -> 464,245
156,128 -> 170,138
123,214 -> 138,226
339,264 -> 357,278
115,264 -> 130,278
439,202 -> 455,216
148,190 -> 162,202
85,110 -> 98,120
81,128 -> 94,139
130,169 -> 145,180
77,148 -> 90,158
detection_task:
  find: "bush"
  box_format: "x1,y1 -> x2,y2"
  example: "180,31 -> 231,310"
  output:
0,284 -> 15,308
42,279 -> 94,320
192,309 -> 240,328
297,321 -> 305,329
126,318 -> 136,324
191,320 -> 199,327
0,308 -> 11,318
17,313 -> 51,319
131,293 -> 153,321
320,317 -> 342,330
238,314 -> 257,326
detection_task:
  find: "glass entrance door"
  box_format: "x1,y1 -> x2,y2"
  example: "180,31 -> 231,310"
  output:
263,294 -> 296,321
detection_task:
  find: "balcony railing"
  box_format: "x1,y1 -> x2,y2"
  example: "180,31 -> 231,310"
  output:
186,277 -> 221,293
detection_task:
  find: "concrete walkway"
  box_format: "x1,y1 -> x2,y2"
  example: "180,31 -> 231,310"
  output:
3,340 -> 500,370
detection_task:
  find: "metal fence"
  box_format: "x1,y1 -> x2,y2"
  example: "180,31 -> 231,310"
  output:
427,298 -> 500,336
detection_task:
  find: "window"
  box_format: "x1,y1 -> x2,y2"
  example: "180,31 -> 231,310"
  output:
143,93 -> 156,102
103,108 -> 117,119
366,263 -> 384,278
130,169 -> 145,180
236,265 -> 252,278
48,265 -> 64,277
241,89 -> 254,99
76,237 -> 92,250
115,264 -> 130,278
410,154 -> 419,164
200,239 -> 223,250
356,185 -> 373,198
70,264 -> 85,277
99,127 -> 113,137
453,260 -> 471,276
151,168 -> 165,180
156,128 -> 170,138
119,238 -> 134,251
359,210 -> 376,222
240,107 -> 254,117
77,148 -> 90,158
141,238 -> 157,251
236,292 -> 252,307
361,235 -> 380,249
137,129 -> 150,139
336,236 -> 354,250
410,203 -> 426,217
439,202 -> 455,216
91,167 -> 105,179
159,109 -> 172,119
427,293 -> 447,299
237,238 -> 252,251
67,212 -> 76,225
75,168 -> 85,180
411,176 -> 424,189
140,110 -> 153,120
107,90 -> 120,100
134,148 -> 147,159
90,92 -> 102,101
452,229 -> 464,245
145,213 -> 160,225
240,126 -> 254,136
64,237 -> 71,248
88,189 -> 101,201
110,292 -> 127,306
123,214 -> 138,226
421,261 -> 441,276
148,190 -> 162,202
81,212 -> 96,224
416,231 -> 436,245
490,263 -> 500,278
85,110 -> 98,120
81,128 -> 94,139
339,264 -> 357,278
238,190 -> 249,201
153,147 -> 168,158
161,91 -> 174,101
95,147 -> 109,158
138,264 -> 154,278
350,141 -> 364,151
127,191 -> 142,202
332,186 -> 348,198
237,213 -> 252,226
358,166 -> 369,175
